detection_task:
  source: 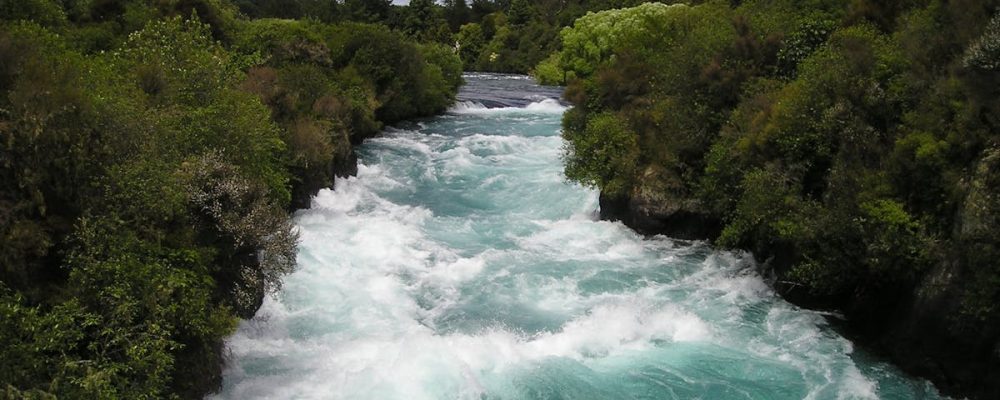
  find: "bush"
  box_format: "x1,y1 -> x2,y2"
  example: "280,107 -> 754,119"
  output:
776,18 -> 836,77
0,4 -> 462,398
455,22 -> 485,66
963,12 -> 1000,70
233,19 -> 330,66
335,23 -> 460,121
532,52 -> 567,85
556,2 -> 689,79
563,112 -> 640,196
0,0 -> 67,27
114,16 -> 240,106
180,154 -> 298,317
67,217 -> 236,397
551,0 -> 981,311
857,199 -> 931,279
0,291 -> 98,398
420,41 -> 463,93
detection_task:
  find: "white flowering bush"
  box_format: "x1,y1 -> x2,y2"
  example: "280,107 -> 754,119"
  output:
182,153 -> 298,317
964,13 -> 1000,71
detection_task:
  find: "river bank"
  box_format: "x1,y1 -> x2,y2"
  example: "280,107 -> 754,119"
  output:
214,74 -> 944,400
601,189 -> 998,400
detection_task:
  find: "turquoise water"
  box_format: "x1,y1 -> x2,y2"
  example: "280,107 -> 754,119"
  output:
214,74 -> 944,399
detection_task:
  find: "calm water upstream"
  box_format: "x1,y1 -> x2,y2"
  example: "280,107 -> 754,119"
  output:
214,74 -> 944,399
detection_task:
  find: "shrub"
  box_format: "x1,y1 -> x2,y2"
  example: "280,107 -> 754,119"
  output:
180,154 -> 298,318
776,18 -> 836,77
0,0 -> 67,27
563,112 -> 640,196
532,52 -> 568,85
857,199 -> 931,280
963,12 -> 1000,70
556,2 -> 688,79
113,16 -> 238,106
455,22 -> 485,66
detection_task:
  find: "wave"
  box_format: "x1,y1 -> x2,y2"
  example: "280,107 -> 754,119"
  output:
216,75 -> 936,400
461,73 -> 534,81
448,99 -> 568,115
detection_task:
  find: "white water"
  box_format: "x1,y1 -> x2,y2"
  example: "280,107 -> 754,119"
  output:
214,75 -> 943,400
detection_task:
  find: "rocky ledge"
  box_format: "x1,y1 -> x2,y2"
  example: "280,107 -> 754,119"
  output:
598,162 -> 1000,399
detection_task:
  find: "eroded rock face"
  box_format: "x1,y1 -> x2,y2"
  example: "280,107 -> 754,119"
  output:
822,147 -> 1000,400
880,258 -> 999,400
910,147 -> 1000,398
599,152 -> 1000,399
289,129 -> 359,211
599,166 -> 722,240
957,147 -> 1000,241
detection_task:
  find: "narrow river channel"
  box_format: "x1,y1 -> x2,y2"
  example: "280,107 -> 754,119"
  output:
214,74 -> 943,400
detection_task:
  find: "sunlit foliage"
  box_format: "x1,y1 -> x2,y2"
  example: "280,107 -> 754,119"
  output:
0,1 -> 461,397
551,0 -> 1000,361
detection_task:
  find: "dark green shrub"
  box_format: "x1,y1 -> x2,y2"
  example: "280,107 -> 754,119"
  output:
563,112 -> 640,196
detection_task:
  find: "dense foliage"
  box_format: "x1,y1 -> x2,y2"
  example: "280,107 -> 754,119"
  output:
231,0 -> 679,74
451,0 -> 676,73
0,1 -> 460,397
552,0 -> 1000,395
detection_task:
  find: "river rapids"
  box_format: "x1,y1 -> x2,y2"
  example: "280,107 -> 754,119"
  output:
214,74 -> 943,400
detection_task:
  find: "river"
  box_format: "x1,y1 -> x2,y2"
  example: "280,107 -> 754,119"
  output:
214,74 -> 943,399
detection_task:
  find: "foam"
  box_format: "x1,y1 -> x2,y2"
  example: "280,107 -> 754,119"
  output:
215,75 -> 942,400
461,73 -> 533,81
448,99 -> 567,115
837,365 -> 880,400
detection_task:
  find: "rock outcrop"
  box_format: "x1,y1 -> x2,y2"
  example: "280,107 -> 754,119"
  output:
598,148 -> 1000,399
599,166 -> 722,240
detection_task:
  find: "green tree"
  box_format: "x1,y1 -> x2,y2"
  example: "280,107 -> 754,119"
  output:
507,0 -> 532,26
563,112 -> 640,196
0,0 -> 67,27
964,12 -> 1000,70
455,22 -> 485,66
403,0 -> 450,43
343,0 -> 392,23
444,0 -> 471,31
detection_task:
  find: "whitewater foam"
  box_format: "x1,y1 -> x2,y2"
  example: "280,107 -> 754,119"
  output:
448,99 -> 567,115
216,74 -> 944,400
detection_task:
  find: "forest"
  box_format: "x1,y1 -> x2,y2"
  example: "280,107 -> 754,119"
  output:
545,1 -> 1000,398
230,0 -> 667,73
0,0 -> 462,397
0,0 -> 646,397
3,0 -> 999,398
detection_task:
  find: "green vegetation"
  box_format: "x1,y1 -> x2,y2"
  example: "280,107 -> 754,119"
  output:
231,0 -> 677,75
551,1 -> 1000,390
229,1 -> 691,76
0,1 -> 460,397
451,0 -> 675,74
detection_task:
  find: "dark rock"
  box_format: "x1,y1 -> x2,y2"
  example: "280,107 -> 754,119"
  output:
600,192 -> 722,239
598,167 -> 722,240
171,337 -> 225,398
598,150 -> 1000,399
829,254 -> 1000,400
597,192 -> 630,223
288,148 -> 359,211
332,147 -> 359,178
